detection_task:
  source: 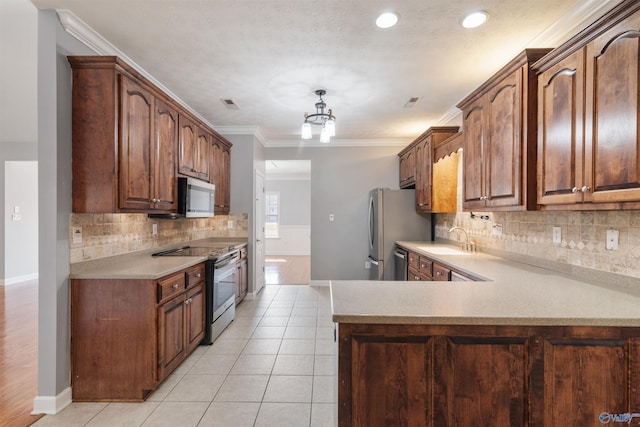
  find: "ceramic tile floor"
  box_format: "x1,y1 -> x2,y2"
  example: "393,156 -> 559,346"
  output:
33,285 -> 336,427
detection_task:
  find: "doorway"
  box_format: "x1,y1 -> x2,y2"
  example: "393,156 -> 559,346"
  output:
264,160 -> 311,285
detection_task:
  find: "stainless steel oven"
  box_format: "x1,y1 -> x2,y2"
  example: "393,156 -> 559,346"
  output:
204,250 -> 239,344
152,245 -> 240,345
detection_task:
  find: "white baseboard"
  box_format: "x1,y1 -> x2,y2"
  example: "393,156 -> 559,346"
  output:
1,272 -> 39,286
265,251 -> 311,256
309,280 -> 330,287
32,387 -> 72,415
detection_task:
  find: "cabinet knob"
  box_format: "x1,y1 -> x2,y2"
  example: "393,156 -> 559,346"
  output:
480,196 -> 488,201
581,186 -> 591,193
436,271 -> 442,276
196,273 -> 201,278
173,283 -> 180,289
572,187 -> 579,193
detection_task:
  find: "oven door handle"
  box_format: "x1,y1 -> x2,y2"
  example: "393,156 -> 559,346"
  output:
215,256 -> 239,269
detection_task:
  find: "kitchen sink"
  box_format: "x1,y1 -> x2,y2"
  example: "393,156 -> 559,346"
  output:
417,246 -> 471,255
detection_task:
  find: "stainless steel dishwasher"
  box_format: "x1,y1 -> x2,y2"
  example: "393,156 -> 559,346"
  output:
394,247 -> 408,281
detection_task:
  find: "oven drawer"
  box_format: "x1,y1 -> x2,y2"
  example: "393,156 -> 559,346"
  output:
186,264 -> 205,289
158,272 -> 186,303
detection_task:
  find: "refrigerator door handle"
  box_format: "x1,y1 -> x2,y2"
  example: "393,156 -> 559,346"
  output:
369,258 -> 380,266
368,195 -> 374,250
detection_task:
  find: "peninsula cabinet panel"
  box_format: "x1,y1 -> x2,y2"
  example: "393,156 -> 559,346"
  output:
338,324 -> 640,427
347,333 -> 433,427
530,337 -> 640,427
534,0 -> 640,209
433,337 -> 527,426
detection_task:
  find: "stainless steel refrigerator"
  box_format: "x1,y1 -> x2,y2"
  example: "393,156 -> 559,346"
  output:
367,188 -> 431,280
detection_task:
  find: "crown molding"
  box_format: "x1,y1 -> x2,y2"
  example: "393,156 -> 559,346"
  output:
56,9 -> 215,130
263,138 -> 411,148
215,126 -> 268,147
436,105 -> 462,127
527,0 -> 624,47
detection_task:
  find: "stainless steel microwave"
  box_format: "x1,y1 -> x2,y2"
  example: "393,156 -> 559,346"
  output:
178,177 -> 215,218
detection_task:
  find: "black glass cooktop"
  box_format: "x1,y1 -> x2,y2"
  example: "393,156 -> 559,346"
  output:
152,245 -> 230,258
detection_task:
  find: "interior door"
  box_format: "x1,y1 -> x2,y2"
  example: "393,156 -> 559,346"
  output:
254,170 -> 265,294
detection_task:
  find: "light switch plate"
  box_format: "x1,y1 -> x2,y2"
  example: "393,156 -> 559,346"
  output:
606,229 -> 619,250
492,223 -> 503,236
227,220 -> 234,229
552,227 -> 561,244
152,223 -> 158,236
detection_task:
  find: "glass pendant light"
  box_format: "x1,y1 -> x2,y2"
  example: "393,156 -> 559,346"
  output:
325,117 -> 336,137
320,127 -> 330,143
301,122 -> 312,139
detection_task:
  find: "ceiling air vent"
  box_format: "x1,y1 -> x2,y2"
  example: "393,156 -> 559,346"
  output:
220,98 -> 240,110
403,97 -> 420,108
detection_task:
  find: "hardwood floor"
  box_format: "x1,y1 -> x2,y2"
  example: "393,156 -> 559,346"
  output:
0,280 -> 43,427
265,255 -> 310,285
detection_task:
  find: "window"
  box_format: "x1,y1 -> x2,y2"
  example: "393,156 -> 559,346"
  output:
265,191 -> 280,238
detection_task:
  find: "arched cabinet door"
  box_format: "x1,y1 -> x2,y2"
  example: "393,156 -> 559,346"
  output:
537,49 -> 585,206
585,12 -> 640,204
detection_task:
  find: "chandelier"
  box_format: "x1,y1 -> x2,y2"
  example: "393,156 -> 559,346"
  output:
301,89 -> 336,143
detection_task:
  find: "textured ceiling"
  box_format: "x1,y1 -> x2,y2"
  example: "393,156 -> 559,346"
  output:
32,0 -> 621,145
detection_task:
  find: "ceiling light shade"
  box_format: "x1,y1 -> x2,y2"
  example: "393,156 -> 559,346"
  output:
301,122 -> 312,139
461,11 -> 488,28
376,12 -> 398,28
301,89 -> 336,143
325,118 -> 336,137
320,127 -> 330,143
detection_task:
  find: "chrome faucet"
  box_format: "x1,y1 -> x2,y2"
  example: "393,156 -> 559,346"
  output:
448,226 -> 476,252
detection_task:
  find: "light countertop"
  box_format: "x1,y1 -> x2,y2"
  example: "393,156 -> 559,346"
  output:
330,242 -> 640,327
70,238 -> 247,280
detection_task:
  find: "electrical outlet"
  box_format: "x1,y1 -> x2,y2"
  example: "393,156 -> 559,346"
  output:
329,214 -> 335,222
492,223 -> 503,236
365,261 -> 371,269
72,226 -> 83,244
152,223 -> 158,236
552,227 -> 562,244
606,229 -> 619,251
227,220 -> 234,229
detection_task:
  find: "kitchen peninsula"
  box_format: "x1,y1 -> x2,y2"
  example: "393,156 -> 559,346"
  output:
331,243 -> 640,426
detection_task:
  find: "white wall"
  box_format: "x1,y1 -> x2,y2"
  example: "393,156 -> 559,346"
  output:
265,146 -> 403,280
0,0 -> 39,282
4,161 -> 38,283
265,179 -> 311,256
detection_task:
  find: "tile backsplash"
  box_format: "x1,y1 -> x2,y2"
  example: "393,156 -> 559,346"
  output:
435,211 -> 640,279
69,213 -> 249,263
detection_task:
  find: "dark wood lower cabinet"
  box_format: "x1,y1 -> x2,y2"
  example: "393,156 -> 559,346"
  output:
338,323 -> 640,426
71,262 -> 206,401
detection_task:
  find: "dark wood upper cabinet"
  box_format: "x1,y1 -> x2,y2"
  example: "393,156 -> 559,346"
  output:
398,146 -> 416,188
178,115 -> 210,181
210,135 -> 232,214
534,0 -> 640,210
69,56 -> 226,214
458,49 -> 551,211
398,127 -> 459,213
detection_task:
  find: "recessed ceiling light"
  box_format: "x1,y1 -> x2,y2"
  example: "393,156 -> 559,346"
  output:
376,12 -> 399,29
461,11 -> 488,29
